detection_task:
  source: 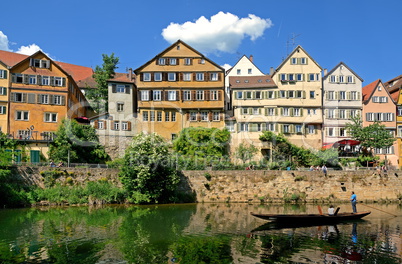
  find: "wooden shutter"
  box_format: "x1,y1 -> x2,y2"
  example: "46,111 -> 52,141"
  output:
208,112 -> 212,121
61,96 -> 66,105
23,74 -> 29,84
27,94 -> 35,104
94,120 -> 99,129
140,73 -> 144,81
112,84 -> 117,93
127,121 -> 132,131
37,75 -> 42,85
205,90 -> 210,101
125,85 -> 130,94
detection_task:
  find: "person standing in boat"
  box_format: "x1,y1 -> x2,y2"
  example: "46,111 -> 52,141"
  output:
328,205 -> 335,215
350,191 -> 357,213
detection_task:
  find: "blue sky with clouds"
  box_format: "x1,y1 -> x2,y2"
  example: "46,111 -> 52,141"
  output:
1,0 -> 401,85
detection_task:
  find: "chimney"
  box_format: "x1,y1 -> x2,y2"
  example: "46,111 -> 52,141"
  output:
249,55 -> 253,62
128,68 -> 133,80
269,67 -> 275,76
324,68 -> 328,75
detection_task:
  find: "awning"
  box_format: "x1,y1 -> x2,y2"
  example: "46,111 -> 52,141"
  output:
322,139 -> 360,149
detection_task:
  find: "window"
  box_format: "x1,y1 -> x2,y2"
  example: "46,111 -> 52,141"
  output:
165,112 -> 170,122
184,58 -> 192,65
196,90 -> 204,100
347,76 -> 354,83
237,69 -> 241,75
196,73 -> 204,81
199,59 -> 205,64
113,121 -> 120,130
141,91 -> 149,101
372,96 -> 379,103
385,113 -> 394,121
328,109 -> 335,119
351,91 -> 358,100
44,112 -> 57,122
350,110 -> 358,118
18,130 -> 31,139
294,108 -> 301,116
213,112 -> 220,121
241,108 -> 249,115
300,58 -> 307,64
168,73 -> 176,81
158,58 -> 165,65
210,72 -> 219,81
210,90 -> 218,100
143,73 -> 151,81
16,111 -> 29,121
154,72 -> 162,81
309,73 -> 319,81
0,70 -> 7,79
157,111 -> 162,122
42,76 -> 50,85
150,111 -> 155,122
296,91 -> 303,98
183,90 -> 191,100
245,91 -> 252,99
97,121 -> 105,130
40,94 -> 49,104
328,127 -> 334,137
310,91 -> 315,99
116,84 -> 126,93
339,91 -> 346,100
168,91 -> 176,101
398,107 -> 402,116
0,87 -> 6,96
330,75 -> 337,83
280,74 -> 287,81
307,108 -> 317,115
12,93 -> 24,102
308,125 -> 315,134
248,68 -> 252,74
183,72 -> 192,81
380,96 -> 388,103
0,106 -> 6,114
31,59 -> 50,68
295,124 -> 302,133
117,102 -> 124,111
54,77 -> 64,86
239,123 -> 248,132
153,90 -> 161,101
288,90 -> 294,98
266,108 -> 275,116
339,75 -> 344,83
339,128 -> 347,137
143,111 -> 148,121
253,108 -> 260,115
29,75 -> 37,84
12,73 -> 23,83
169,58 -> 177,65
282,107 -> 289,116
190,112 -> 197,121
283,125 -> 290,133
267,91 -> 275,99
236,91 -> 243,99
171,134 -> 177,141
296,74 -> 303,81
122,122 -> 129,131
291,58 -> 298,64
279,91 -> 287,98
226,122 -> 235,132
288,74 -> 295,81
201,111 -> 208,121
339,109 -> 346,119
171,112 -> 176,121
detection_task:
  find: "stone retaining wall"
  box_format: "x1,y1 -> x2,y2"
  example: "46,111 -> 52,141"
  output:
11,167 -> 402,203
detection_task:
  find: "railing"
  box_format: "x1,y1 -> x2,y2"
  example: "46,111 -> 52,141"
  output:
12,162 -> 109,168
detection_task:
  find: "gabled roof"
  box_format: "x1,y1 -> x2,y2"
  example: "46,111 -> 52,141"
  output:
134,39 -> 224,73
274,45 -> 322,73
323,61 -> 364,82
229,75 -> 276,88
0,49 -> 96,88
384,74 -> 402,94
225,55 -> 265,76
361,79 -> 395,103
108,72 -> 136,84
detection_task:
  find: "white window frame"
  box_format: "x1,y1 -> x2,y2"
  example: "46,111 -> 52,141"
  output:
196,90 -> 204,100
308,125 -> 315,134
113,121 -> 120,130
171,112 -> 176,121
154,72 -> 162,82
183,72 -> 192,81
16,110 -> 29,121
201,111 -> 208,121
213,112 -> 220,121
210,90 -> 218,100
122,121 -> 128,131
158,58 -> 166,65
42,76 -> 50,86
168,91 -> 176,101
141,91 -> 149,101
142,111 -> 148,121
157,111 -> 162,122
54,77 -> 63,86
183,90 -> 191,101
196,73 -> 204,81
116,84 -> 125,93
210,72 -> 218,81
190,112 -> 197,121
117,102 -> 124,112
143,73 -> 151,82
168,73 -> 176,81
153,90 -> 161,101
184,58 -> 192,65
169,58 -> 177,65
44,112 -> 57,122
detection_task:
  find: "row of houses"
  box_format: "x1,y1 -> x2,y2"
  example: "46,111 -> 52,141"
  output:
0,40 -> 401,167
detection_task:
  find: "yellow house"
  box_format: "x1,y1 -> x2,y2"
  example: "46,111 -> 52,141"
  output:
271,45 -> 323,150
134,40 -> 225,141
0,61 -> 9,133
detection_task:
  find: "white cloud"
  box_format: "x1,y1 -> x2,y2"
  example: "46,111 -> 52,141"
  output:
221,63 -> 232,71
0,31 -> 12,51
162,12 -> 273,54
16,44 -> 42,55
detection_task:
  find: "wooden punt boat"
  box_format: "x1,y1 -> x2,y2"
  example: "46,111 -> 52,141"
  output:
250,211 -> 371,224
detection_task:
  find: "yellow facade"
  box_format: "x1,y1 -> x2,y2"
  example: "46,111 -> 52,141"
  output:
271,46 -> 323,149
135,40 -> 225,141
0,63 -> 9,133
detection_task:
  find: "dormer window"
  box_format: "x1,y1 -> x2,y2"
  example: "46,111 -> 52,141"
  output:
377,86 -> 382,91
30,59 -> 50,69
158,58 -> 166,65
169,58 -> 177,65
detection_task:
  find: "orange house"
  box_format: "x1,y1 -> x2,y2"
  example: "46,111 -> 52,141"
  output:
0,50 -> 90,162
135,40 -> 225,141
362,79 -> 398,167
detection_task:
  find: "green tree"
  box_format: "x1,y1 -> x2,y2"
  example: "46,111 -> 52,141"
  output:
0,132 -> 19,166
235,143 -> 259,164
346,115 -> 395,155
48,119 -> 110,164
173,127 -> 230,158
86,53 -> 119,112
119,133 -> 179,204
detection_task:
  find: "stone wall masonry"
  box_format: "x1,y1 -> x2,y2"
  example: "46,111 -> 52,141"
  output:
12,167 -> 402,203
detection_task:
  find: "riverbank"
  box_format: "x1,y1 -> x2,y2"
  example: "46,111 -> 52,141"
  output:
7,166 -> 402,206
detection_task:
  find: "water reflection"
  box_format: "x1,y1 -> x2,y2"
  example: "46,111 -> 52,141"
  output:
0,204 -> 400,263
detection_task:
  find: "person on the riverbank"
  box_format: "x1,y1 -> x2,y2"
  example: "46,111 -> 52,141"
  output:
350,191 -> 357,213
328,205 -> 335,215
322,165 -> 327,176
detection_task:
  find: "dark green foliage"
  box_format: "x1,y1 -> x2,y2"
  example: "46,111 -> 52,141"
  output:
85,53 -> 119,112
0,169 -> 31,207
173,127 -> 230,158
48,119 -> 110,164
119,133 -> 179,204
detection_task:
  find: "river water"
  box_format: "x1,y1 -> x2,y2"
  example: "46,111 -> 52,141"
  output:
0,203 -> 401,263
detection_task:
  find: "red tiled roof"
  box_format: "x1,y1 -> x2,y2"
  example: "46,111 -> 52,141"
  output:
384,75 -> 402,93
390,90 -> 399,102
108,72 -> 136,83
0,50 -> 29,66
229,75 -> 276,88
57,61 -> 94,83
362,79 -> 380,102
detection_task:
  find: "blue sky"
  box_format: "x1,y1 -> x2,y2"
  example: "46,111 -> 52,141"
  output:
1,0 -> 401,85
